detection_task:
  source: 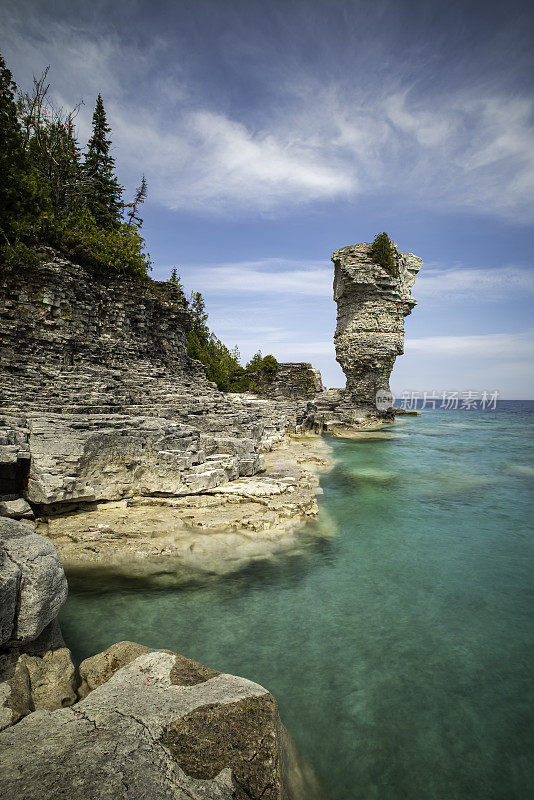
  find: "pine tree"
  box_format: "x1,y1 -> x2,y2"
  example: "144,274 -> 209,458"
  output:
370,232 -> 398,278
0,53 -> 31,244
125,174 -> 148,229
83,94 -> 122,229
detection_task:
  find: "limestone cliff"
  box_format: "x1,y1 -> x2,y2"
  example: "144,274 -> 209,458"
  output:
253,362 -> 324,401
331,241 -> 421,419
0,251 -> 318,513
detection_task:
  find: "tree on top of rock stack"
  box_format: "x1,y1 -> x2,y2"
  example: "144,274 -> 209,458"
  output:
83,94 -> 123,229
370,232 -> 399,278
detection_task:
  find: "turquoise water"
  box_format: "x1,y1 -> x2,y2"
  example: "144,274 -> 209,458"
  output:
60,402 -> 534,799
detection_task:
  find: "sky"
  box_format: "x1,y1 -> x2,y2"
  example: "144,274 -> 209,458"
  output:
1,0 -> 534,397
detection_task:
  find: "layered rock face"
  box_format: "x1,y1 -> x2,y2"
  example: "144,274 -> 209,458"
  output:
331,241 -> 422,418
253,362 -> 324,400
0,252 -> 316,513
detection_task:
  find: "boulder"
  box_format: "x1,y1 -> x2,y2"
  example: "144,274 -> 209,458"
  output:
0,519 -> 76,730
0,517 -> 67,645
0,646 -> 78,730
0,650 -> 325,800
0,498 -> 34,519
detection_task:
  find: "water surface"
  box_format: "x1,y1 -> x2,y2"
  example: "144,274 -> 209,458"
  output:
60,402 -> 534,799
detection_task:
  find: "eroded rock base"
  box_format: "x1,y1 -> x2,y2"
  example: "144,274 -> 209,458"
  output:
36,436 -> 334,577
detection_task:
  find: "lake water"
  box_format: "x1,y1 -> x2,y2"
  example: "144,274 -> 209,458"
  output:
60,401 -> 534,799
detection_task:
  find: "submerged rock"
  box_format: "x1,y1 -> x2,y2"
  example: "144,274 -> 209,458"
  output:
0,523 -> 325,798
37,436 -> 334,575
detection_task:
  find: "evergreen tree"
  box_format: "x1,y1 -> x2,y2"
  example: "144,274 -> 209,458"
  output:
167,267 -> 182,289
0,53 -> 40,250
125,174 -> 148,229
246,351 -> 263,372
186,291 -> 254,391
83,94 -> 122,228
370,232 -> 398,278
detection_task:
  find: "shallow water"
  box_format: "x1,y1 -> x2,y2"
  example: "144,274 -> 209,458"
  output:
60,401 -> 534,799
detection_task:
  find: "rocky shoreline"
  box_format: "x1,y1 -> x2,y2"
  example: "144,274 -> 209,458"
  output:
0,240 -> 421,798
37,433 -> 335,578
0,517 -> 325,799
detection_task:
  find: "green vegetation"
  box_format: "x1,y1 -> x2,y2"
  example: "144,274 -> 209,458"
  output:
184,292 -> 278,392
167,267 -> 183,290
0,50 -> 276,394
0,52 -> 150,276
370,232 -> 398,278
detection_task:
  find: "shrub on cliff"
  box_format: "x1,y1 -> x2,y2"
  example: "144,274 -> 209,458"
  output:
260,354 -> 278,379
370,232 -> 398,278
245,352 -> 279,383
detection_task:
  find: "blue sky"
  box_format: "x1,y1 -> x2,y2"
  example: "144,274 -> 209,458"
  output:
2,0 -> 534,397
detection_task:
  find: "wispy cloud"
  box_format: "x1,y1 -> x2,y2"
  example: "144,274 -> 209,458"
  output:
416,264 -> 534,300
2,2 -> 534,220
394,332 -> 534,397
178,259 -> 332,296
406,331 -> 534,359
177,258 -> 534,304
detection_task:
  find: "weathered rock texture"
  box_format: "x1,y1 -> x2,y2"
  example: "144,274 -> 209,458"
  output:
0,647 -> 324,800
330,241 -> 422,422
0,523 -> 324,798
253,362 -> 324,400
0,517 -> 77,730
36,435 -> 333,578
0,252 -> 319,514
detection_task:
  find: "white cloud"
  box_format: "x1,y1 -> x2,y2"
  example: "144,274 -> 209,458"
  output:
176,258 -> 534,306
394,332 -> 534,398
177,260 -> 332,296
2,6 -> 534,219
416,264 -> 534,300
406,331 -> 534,359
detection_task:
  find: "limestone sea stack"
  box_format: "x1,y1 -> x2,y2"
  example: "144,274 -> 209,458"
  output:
331,241 -> 422,421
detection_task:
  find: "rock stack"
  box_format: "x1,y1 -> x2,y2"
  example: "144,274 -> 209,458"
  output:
314,241 -> 421,432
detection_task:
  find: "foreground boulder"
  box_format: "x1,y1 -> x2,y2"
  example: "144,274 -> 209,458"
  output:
0,517 -> 77,730
0,647 -> 324,800
0,517 -> 67,644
